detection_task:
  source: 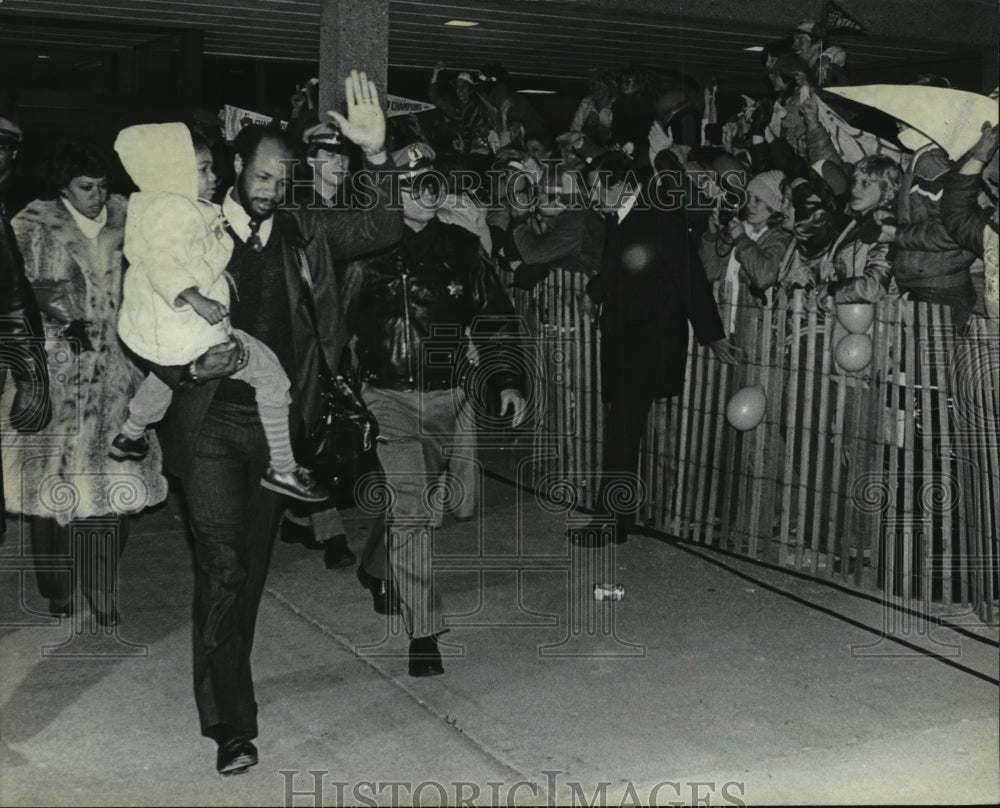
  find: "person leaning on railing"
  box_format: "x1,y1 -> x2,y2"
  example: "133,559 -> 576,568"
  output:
941,122 -> 999,319
815,155 -> 902,310
504,157 -> 605,291
572,148 -> 743,546
699,169 -> 795,318
874,122 -> 979,331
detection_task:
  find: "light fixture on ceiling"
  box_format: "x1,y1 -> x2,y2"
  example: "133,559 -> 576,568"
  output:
518,89 -> 556,95
38,54 -> 51,59
444,20 -> 479,27
743,46 -> 764,53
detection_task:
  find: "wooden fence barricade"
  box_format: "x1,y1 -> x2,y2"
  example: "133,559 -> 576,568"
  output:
514,267 -> 997,620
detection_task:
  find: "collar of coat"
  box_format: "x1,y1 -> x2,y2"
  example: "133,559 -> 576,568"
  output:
16,195 -> 127,257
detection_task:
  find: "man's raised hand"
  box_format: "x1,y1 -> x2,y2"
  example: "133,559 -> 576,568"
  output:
326,69 -> 386,160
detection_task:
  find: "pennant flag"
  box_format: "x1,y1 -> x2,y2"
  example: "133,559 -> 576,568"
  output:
222,105 -> 287,142
824,0 -> 867,34
385,94 -> 437,118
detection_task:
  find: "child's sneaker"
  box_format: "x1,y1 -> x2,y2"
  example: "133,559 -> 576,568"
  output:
109,433 -> 149,461
260,466 -> 329,503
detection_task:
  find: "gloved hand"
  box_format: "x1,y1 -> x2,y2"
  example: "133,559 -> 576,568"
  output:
62,320 -> 95,354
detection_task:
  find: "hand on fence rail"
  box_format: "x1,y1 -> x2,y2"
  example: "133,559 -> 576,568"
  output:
708,337 -> 744,365
577,291 -> 600,319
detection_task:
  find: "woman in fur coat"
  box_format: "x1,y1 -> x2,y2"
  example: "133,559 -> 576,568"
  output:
1,141 -> 167,624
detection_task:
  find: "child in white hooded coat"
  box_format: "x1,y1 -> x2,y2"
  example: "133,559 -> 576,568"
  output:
112,122 -> 326,502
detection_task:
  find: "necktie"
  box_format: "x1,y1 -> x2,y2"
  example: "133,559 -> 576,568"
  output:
248,219 -> 264,252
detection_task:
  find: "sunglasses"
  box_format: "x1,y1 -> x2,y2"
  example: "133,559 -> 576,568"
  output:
399,172 -> 444,199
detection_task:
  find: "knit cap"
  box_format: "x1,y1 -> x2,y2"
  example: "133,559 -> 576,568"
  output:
747,170 -> 787,212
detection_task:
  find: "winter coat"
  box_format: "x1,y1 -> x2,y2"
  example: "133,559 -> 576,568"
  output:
341,219 -> 521,392
893,145 -> 976,314
115,123 -> 234,364
816,210 -> 894,304
509,207 -> 605,286
2,196 -> 167,525
941,171 -> 997,258
587,201 -> 726,402
699,224 -> 795,297
941,171 -> 999,318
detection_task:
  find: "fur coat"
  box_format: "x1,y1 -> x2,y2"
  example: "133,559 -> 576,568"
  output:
1,196 -> 167,525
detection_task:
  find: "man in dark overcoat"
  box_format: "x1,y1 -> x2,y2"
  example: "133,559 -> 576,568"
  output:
578,148 -> 742,544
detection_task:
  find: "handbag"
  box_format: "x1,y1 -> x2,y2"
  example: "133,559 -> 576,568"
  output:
290,239 -> 380,496
31,280 -> 84,324
307,368 -> 380,494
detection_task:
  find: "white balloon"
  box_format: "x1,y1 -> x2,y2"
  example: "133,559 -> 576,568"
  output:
835,333 -> 873,372
726,385 -> 767,431
836,302 -> 875,334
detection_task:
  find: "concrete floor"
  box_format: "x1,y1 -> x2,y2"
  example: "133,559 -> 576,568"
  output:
1,470 -> 997,807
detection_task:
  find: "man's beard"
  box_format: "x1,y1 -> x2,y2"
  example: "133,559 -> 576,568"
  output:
235,172 -> 276,220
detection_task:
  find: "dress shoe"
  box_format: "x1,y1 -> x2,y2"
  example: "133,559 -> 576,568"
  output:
408,635 -> 444,677
47,598 -> 72,617
357,564 -> 400,615
568,520 -> 628,547
261,465 -> 329,503
322,534 -> 357,569
216,735 -> 258,776
279,519 -> 323,551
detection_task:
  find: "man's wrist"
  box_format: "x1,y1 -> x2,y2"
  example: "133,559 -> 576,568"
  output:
363,147 -> 388,165
187,359 -> 201,384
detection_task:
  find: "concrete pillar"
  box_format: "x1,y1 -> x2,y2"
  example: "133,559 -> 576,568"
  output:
318,0 -> 389,116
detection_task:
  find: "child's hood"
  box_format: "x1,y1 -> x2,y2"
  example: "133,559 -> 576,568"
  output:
114,122 -> 198,199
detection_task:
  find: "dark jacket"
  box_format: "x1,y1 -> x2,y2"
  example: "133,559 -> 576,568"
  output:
508,207 -> 605,287
153,178 -> 403,479
341,218 -> 521,393
1,214 -> 51,532
586,199 -> 726,402
941,171 -> 996,259
893,146 -> 976,314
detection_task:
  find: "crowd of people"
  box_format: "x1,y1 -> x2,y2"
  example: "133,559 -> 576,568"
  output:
0,12 -> 997,779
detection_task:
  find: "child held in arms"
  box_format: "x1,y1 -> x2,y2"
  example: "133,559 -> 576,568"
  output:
111,122 -> 327,502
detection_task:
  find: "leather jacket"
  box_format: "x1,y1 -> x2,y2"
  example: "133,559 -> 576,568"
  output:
342,218 -> 522,392
0,215 -> 50,424
1,213 -> 52,533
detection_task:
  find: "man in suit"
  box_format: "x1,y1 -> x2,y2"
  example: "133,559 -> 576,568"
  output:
575,147 -> 742,545
146,71 -> 402,775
